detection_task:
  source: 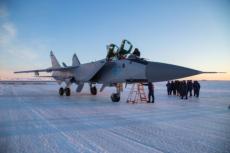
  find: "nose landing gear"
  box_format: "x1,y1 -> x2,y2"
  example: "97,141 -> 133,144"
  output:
111,83 -> 122,102
111,93 -> 120,102
90,86 -> 97,95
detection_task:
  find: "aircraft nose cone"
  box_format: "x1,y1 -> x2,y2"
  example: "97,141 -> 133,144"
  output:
146,62 -> 202,82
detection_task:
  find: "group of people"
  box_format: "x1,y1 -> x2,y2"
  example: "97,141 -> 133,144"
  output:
166,80 -> 201,99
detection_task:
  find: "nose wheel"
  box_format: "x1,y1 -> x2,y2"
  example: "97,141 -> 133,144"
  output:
111,93 -> 120,102
111,83 -> 122,102
59,87 -> 71,96
90,86 -> 97,95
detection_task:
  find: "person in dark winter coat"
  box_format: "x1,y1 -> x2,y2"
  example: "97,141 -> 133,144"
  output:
181,81 -> 188,99
147,82 -> 155,103
175,80 -> 181,96
187,80 -> 193,97
178,81 -> 183,96
171,81 -> 176,95
193,81 -> 201,97
166,81 -> 172,95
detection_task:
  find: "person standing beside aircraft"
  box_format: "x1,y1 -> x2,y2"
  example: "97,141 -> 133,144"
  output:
178,81 -> 183,97
175,80 -> 181,96
147,82 -> 155,103
193,81 -> 201,97
171,81 -> 176,95
187,80 -> 193,97
166,81 -> 172,95
181,80 -> 188,99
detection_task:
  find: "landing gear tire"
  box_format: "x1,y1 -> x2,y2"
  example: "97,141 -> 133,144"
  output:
111,93 -> 120,102
90,86 -> 97,95
59,87 -> 64,96
65,88 -> 71,96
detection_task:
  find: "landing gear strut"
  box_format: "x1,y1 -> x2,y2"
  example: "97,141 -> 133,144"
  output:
111,83 -> 122,102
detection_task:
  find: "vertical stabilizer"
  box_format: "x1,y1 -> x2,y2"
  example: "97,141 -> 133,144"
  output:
72,53 -> 80,66
50,51 -> 61,68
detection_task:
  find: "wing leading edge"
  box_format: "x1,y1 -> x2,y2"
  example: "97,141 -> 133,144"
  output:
14,66 -> 79,74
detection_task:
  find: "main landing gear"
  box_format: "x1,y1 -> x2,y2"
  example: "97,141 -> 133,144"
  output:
111,83 -> 122,102
90,84 -> 97,95
59,87 -> 71,96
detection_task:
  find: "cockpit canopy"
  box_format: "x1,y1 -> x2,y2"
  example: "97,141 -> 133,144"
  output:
106,39 -> 141,61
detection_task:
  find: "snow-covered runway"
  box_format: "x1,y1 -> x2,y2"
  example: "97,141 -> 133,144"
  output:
0,81 -> 230,153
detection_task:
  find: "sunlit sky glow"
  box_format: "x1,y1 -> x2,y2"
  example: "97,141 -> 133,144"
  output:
0,0 -> 229,80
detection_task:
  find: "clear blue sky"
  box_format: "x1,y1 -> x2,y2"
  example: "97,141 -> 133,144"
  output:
0,0 -> 229,79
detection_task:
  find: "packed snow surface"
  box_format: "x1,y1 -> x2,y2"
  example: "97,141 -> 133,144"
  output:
0,81 -> 230,153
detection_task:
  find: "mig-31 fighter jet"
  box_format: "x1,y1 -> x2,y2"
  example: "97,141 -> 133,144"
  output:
15,39 -> 216,102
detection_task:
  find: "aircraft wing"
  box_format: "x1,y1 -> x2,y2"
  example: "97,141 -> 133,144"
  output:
76,59 -> 106,82
14,66 -> 79,74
